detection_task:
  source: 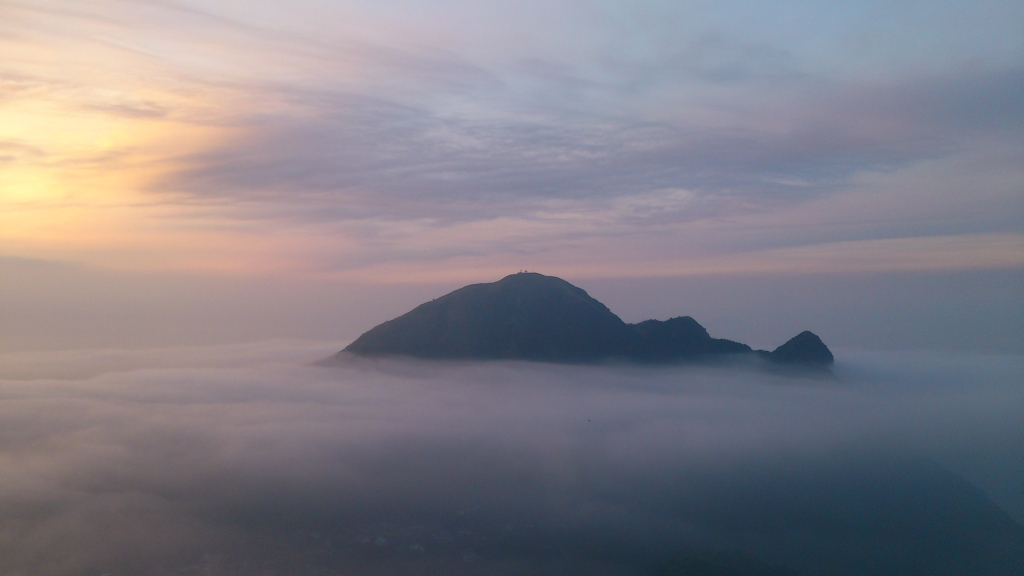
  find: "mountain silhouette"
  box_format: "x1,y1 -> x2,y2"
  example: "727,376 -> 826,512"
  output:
335,272 -> 833,365
768,330 -> 835,364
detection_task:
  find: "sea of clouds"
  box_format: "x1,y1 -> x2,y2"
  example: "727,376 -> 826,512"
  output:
0,342 -> 1021,575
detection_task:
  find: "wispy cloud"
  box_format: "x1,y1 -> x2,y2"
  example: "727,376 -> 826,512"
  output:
1,0 -> 1021,277
156,65 -> 1023,226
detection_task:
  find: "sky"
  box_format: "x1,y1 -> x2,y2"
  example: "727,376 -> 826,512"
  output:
1,0 -> 1022,351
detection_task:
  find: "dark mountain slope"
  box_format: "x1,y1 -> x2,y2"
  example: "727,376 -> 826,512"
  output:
344,273 -> 634,361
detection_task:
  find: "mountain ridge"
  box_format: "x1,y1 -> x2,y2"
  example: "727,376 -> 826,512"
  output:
333,272 -> 834,366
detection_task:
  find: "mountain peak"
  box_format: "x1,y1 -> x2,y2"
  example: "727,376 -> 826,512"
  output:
343,272 -> 629,361
769,331 -> 835,365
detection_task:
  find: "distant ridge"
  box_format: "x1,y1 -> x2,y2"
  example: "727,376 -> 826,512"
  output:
332,272 -> 833,366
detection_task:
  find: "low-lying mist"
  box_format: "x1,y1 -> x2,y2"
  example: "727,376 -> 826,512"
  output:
0,342 -> 1021,575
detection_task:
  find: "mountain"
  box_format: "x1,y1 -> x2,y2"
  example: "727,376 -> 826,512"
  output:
629,315 -> 752,360
335,272 -> 832,365
767,330 -> 835,365
343,272 -> 632,361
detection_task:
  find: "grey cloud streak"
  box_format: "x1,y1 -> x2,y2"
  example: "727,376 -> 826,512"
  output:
0,343 -> 1021,574
157,65 -> 1024,228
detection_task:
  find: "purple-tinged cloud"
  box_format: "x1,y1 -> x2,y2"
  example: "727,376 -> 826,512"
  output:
157,66 -> 1023,228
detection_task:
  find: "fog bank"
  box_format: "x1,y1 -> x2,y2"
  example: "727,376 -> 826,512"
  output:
0,343 -> 1021,575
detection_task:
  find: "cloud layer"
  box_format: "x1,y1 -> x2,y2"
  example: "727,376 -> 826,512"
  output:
2,0 -> 1022,276
0,342 -> 1021,574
